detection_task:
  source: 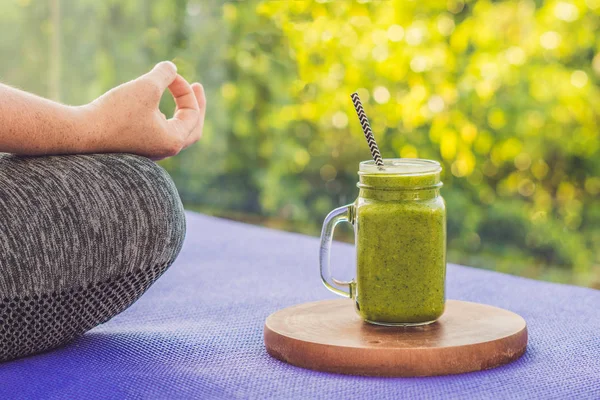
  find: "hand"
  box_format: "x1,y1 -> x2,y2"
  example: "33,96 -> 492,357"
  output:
85,61 -> 206,160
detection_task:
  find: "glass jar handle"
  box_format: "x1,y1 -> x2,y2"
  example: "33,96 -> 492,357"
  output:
319,204 -> 355,298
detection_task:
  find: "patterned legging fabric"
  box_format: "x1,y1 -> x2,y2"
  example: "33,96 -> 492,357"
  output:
0,153 -> 186,362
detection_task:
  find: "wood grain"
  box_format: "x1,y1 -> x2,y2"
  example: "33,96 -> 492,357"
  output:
264,299 -> 527,377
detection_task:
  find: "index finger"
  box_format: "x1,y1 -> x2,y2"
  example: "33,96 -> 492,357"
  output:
168,74 -> 199,113
167,74 -> 200,136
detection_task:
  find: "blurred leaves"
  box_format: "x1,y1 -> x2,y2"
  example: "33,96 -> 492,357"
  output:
0,0 -> 598,286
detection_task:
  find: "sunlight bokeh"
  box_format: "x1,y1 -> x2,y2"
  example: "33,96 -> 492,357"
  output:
0,0 -> 598,287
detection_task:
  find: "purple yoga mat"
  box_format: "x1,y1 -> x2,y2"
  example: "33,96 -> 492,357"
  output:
0,211 -> 598,399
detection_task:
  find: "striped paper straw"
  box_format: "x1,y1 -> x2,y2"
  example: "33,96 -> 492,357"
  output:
350,92 -> 384,168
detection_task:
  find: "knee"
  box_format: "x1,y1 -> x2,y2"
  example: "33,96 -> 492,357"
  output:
0,153 -> 186,361
89,153 -> 187,270
0,152 -> 186,297
95,153 -> 187,272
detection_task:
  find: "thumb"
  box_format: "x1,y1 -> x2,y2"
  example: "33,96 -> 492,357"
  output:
143,61 -> 178,91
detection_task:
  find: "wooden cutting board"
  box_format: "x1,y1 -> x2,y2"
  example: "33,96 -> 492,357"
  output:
264,299 -> 527,377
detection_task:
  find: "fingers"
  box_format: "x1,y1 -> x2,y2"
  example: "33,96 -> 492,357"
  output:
168,75 -> 199,115
166,74 -> 200,138
183,82 -> 206,147
143,61 -> 178,91
192,83 -> 206,115
192,82 -> 206,133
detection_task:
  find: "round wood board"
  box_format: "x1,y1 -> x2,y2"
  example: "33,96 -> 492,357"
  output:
264,299 -> 527,377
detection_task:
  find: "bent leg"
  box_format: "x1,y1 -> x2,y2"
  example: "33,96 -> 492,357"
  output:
0,153 -> 185,361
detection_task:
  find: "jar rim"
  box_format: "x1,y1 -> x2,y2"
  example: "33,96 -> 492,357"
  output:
359,158 -> 442,175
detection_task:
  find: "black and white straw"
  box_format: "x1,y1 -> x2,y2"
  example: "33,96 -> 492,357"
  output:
350,92 -> 384,168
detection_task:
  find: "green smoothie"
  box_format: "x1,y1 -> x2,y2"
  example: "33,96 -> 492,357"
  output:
354,163 -> 446,325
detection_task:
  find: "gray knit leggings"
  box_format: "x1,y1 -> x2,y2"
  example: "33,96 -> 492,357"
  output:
0,153 -> 186,362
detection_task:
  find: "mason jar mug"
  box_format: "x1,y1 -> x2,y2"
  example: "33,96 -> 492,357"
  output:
319,159 -> 447,326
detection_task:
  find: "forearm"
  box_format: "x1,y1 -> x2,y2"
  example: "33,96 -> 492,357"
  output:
0,83 -> 100,155
0,62 -> 204,159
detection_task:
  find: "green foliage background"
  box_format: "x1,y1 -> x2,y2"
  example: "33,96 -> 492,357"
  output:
0,0 -> 598,287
